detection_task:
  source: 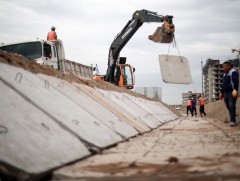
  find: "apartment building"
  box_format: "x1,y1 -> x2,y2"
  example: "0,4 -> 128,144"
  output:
203,58 -> 240,103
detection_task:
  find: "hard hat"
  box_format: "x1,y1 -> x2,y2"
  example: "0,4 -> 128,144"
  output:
51,26 -> 56,30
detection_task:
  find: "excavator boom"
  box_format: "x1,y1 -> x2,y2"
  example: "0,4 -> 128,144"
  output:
104,9 -> 175,88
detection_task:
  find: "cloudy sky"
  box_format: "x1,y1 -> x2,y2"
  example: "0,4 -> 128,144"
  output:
1,0 -> 240,104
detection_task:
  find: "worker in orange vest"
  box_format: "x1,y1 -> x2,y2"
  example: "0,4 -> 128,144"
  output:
47,26 -> 57,40
186,98 -> 192,116
198,95 -> 206,117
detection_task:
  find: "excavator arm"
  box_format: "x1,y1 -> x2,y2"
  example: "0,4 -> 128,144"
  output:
105,9 -> 175,83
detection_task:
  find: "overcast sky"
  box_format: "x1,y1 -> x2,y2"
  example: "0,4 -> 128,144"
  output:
1,0 -> 240,104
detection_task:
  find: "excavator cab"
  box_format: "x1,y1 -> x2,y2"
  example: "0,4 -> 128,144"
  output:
114,57 -> 134,89
148,16 -> 175,43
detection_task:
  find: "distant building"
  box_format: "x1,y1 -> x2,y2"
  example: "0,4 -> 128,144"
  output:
135,87 -> 162,101
202,58 -> 240,103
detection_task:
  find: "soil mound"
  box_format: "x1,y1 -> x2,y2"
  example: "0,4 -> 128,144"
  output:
205,98 -> 240,123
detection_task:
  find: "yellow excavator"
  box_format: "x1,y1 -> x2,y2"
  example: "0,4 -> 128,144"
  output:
93,9 -> 175,89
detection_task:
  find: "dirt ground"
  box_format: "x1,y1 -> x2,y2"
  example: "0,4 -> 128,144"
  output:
52,117 -> 240,181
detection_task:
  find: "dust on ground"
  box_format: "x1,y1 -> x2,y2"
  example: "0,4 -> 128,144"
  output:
0,50 -> 180,117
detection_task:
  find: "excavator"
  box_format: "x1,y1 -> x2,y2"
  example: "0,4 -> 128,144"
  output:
93,9 -> 175,89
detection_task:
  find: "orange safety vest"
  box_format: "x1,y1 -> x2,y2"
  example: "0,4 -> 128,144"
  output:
186,100 -> 192,106
199,97 -> 205,105
47,31 -> 57,40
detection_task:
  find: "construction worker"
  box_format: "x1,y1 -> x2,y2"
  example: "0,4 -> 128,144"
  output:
186,98 -> 192,116
198,95 -> 206,118
191,97 -> 197,117
220,61 -> 239,127
47,26 -> 57,40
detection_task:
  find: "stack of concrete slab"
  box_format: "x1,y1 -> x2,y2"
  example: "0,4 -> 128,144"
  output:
0,63 -> 178,180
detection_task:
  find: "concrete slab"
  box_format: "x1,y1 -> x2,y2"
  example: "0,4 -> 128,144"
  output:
159,54 -> 193,84
154,101 -> 179,120
101,90 -> 162,128
0,63 -> 122,149
37,74 -> 138,139
73,83 -> 151,133
115,93 -> 166,125
0,80 -> 90,175
122,94 -> 170,123
127,96 -> 178,122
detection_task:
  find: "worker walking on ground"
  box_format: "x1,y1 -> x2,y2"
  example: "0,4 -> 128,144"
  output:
47,26 -> 57,40
186,98 -> 192,116
220,61 -> 239,127
198,95 -> 206,118
191,97 -> 197,117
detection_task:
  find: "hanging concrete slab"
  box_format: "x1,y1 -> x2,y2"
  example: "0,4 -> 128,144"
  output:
0,63 -> 122,149
103,90 -> 162,128
0,80 -> 90,177
159,54 -> 193,84
73,83 -> 151,133
37,74 -> 139,139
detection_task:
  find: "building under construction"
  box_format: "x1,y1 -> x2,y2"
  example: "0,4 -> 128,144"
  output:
203,58 -> 240,103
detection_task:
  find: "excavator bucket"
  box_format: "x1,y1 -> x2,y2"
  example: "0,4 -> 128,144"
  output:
159,54 -> 192,84
148,19 -> 175,43
148,27 -> 173,43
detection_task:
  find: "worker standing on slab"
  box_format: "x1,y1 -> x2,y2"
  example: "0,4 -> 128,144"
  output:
47,26 -> 57,40
198,95 -> 206,118
186,98 -> 192,116
220,61 -> 239,127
